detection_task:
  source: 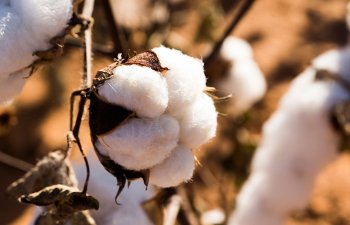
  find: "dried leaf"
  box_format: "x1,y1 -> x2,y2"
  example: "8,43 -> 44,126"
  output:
7,150 -> 77,198
125,50 -> 168,74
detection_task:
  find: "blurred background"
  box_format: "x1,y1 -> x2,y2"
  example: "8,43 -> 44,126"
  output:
1,0 -> 350,224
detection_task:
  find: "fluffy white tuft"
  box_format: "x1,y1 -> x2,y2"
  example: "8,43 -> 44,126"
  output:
152,46 -> 207,117
98,64 -> 168,118
98,114 -> 180,170
0,0 -> 72,102
218,36 -> 266,115
149,145 -> 195,187
220,36 -> 253,60
177,93 -> 217,149
228,47 -> 350,225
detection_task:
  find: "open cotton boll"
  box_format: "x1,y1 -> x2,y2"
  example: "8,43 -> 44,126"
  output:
220,36 -> 254,60
178,93 -> 217,150
152,46 -> 207,117
218,36 -> 266,116
229,48 -> 350,225
0,0 -> 72,101
98,64 -> 168,118
149,145 -> 195,187
97,114 -> 180,170
73,150 -> 156,225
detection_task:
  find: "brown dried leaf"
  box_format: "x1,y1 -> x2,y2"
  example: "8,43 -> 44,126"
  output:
7,150 -> 77,198
125,50 -> 168,74
20,184 -> 99,211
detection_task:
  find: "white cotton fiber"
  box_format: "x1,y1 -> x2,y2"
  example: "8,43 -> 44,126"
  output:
98,65 -> 169,118
152,46 -> 207,117
149,145 -> 195,187
98,114 -> 180,170
0,0 -> 72,102
218,36 -> 266,115
177,93 -> 217,150
228,47 -> 350,225
220,36 -> 253,60
73,150 -> 156,225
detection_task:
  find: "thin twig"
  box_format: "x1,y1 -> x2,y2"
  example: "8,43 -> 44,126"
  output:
81,0 -> 95,88
65,38 -> 115,56
203,0 -> 255,65
0,151 -> 33,172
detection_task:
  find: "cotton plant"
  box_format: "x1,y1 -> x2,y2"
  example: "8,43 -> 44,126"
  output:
0,0 -> 73,103
80,46 -> 217,200
228,46 -> 350,225
217,36 -> 266,116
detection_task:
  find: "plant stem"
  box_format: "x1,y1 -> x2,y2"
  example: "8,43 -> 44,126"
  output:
203,0 -> 255,66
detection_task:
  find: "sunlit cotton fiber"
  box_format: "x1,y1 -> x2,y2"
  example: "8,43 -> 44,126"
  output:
178,93 -> 217,150
152,46 -> 207,117
98,64 -> 169,118
0,0 -> 72,102
149,145 -> 195,187
97,114 -> 180,170
218,36 -> 266,115
228,47 -> 350,225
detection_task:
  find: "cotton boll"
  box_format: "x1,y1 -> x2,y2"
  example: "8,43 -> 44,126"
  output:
229,174 -> 284,225
149,145 -> 195,187
218,36 -> 266,116
98,114 -> 180,170
178,93 -> 217,150
152,46 -> 207,117
98,65 -> 168,118
73,150 -> 156,225
219,58 -> 266,115
109,0 -> 152,30
0,69 -> 29,103
229,48 -> 350,225
220,36 -> 253,60
0,0 -> 72,101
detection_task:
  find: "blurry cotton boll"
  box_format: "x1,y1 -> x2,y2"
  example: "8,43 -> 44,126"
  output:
218,36 -> 266,116
0,0 -> 73,103
228,47 -> 350,225
149,145 -> 195,187
109,0 -> 151,29
97,115 -> 180,170
90,47 -> 217,192
152,46 -> 207,117
98,64 -> 169,118
178,93 -> 217,150
74,151 -> 156,225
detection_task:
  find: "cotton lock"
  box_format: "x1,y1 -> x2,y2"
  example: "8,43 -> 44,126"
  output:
0,0 -> 73,103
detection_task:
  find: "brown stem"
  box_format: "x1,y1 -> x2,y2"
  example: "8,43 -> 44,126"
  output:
203,0 -> 255,66
0,151 -> 33,172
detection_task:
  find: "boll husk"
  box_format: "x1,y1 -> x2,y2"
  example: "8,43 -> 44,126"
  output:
218,36 -> 266,116
0,0 -> 73,103
91,47 -> 217,189
228,46 -> 350,225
